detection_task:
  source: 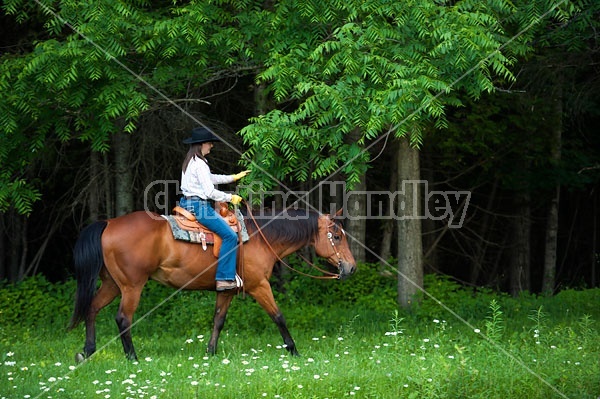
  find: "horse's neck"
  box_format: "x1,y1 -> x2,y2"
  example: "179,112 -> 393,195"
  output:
276,242 -> 309,259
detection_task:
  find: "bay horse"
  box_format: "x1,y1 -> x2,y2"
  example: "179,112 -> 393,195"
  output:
68,206 -> 356,361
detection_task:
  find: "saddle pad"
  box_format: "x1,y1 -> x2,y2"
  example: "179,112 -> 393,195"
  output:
235,208 -> 250,242
161,215 -> 213,244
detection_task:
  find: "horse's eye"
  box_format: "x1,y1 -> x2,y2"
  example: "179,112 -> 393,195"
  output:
333,235 -> 341,241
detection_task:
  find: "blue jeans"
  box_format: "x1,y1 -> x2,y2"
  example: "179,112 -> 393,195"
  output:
179,197 -> 238,281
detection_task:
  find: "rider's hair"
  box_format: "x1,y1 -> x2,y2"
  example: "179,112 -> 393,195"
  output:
182,144 -> 207,173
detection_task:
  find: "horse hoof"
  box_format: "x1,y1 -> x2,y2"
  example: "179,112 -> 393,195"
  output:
74,353 -> 85,364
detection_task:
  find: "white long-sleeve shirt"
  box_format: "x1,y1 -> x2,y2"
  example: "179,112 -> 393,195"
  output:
180,156 -> 234,202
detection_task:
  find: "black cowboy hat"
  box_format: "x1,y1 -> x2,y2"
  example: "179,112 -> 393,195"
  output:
182,126 -> 222,145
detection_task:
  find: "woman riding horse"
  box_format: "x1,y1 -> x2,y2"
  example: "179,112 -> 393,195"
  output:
69,193 -> 356,361
179,126 -> 250,291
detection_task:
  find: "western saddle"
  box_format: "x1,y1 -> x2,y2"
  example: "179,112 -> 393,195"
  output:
171,202 -> 241,257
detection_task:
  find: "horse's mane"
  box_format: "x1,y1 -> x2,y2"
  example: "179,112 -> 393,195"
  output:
240,208 -> 321,246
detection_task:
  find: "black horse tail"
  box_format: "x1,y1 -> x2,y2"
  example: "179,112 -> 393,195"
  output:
68,220 -> 108,330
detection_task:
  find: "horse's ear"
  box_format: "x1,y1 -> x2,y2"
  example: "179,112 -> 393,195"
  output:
335,208 -> 344,217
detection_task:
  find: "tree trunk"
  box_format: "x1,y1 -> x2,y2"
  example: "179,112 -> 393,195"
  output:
103,152 -> 113,218
542,175 -> 560,294
345,180 -> 367,262
470,179 -> 498,285
113,130 -> 133,216
379,218 -> 394,268
346,177 -> 366,263
345,128 -> 366,263
396,136 -> 423,308
0,214 -> 5,280
379,139 -> 398,268
510,189 -> 531,296
89,150 -> 100,221
18,218 -> 27,281
542,85 -> 562,295
254,82 -> 270,116
592,192 -> 597,287
8,212 -> 26,282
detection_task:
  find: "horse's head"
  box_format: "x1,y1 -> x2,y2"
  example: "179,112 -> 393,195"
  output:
314,212 -> 357,279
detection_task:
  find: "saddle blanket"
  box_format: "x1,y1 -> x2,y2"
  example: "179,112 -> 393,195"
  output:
161,208 -> 250,244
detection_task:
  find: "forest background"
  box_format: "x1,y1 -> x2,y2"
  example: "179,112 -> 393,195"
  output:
0,0 -> 599,305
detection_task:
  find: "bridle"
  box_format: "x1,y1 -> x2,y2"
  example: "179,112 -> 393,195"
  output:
324,218 -> 344,269
244,203 -> 343,280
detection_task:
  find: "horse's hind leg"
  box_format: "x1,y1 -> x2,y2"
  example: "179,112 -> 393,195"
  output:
207,292 -> 235,355
115,285 -> 144,361
250,280 -> 299,356
80,268 -> 120,360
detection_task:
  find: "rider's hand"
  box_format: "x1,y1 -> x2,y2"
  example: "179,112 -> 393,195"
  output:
232,170 -> 251,181
230,195 -> 243,205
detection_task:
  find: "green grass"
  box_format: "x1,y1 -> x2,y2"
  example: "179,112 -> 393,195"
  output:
1,275 -> 599,398
1,319 -> 597,399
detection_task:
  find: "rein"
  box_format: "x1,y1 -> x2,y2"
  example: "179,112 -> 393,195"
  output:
244,202 -> 341,280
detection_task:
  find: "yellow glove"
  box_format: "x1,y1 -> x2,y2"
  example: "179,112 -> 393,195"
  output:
230,194 -> 243,205
232,170 -> 251,181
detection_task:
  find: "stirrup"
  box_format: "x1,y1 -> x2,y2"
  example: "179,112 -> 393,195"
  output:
216,274 -> 243,291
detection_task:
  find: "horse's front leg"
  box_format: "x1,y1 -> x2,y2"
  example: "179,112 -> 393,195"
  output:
207,292 -> 235,355
250,280 -> 299,356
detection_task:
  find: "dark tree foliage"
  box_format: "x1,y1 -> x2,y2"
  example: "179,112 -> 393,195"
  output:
0,0 -> 598,295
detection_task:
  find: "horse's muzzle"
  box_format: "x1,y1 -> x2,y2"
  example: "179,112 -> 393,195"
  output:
338,261 -> 357,279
